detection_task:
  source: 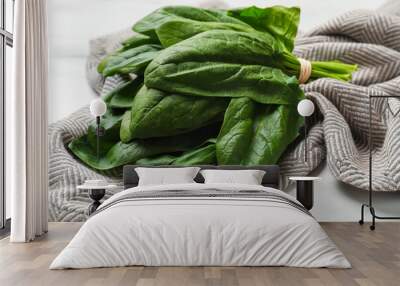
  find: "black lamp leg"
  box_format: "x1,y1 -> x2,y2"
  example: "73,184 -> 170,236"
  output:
96,116 -> 100,161
304,117 -> 308,163
370,207 -> 376,230
359,203 -> 365,225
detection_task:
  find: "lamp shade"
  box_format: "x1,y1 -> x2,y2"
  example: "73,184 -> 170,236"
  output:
297,99 -> 315,117
90,98 -> 107,117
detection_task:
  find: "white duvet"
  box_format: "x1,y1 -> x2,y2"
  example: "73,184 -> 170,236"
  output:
50,183 -> 350,269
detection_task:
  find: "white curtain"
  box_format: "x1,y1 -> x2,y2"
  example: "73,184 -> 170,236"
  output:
9,0 -> 49,242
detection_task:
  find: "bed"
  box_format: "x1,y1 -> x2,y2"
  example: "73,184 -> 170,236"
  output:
50,165 -> 350,269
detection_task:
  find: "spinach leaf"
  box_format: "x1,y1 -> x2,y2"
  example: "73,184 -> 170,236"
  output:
147,29 -> 281,68
228,6 -> 300,52
133,6 -> 245,39
136,143 -> 216,166
109,77 -> 143,109
120,110 -> 133,143
98,44 -> 162,77
172,143 -> 216,165
216,98 -> 303,164
145,30 -> 303,105
120,85 -> 228,141
121,33 -> 159,50
214,98 -> 255,164
156,19 -> 252,47
146,61 -> 302,105
136,154 -> 178,165
69,123 -> 220,170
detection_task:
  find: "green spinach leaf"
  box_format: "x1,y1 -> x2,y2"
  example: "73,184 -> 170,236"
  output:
109,77 -> 143,109
216,98 -> 303,164
156,19 -> 252,47
146,61 -> 302,105
69,123 -> 220,170
99,44 -> 162,77
136,143 -> 216,166
133,6 -> 245,39
228,6 -> 300,52
121,33 -> 159,50
121,85 -> 228,141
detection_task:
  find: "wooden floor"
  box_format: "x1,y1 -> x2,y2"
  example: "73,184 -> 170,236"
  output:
0,223 -> 399,286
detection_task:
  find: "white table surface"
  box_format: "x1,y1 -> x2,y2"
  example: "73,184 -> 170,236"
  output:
289,177 -> 321,181
77,184 -> 118,190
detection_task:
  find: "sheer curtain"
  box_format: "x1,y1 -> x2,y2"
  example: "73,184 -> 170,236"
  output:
9,0 -> 48,242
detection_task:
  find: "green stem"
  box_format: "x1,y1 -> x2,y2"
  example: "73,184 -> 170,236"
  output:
282,52 -> 357,83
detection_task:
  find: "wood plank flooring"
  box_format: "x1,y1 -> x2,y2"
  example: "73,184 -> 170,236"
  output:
0,222 -> 399,286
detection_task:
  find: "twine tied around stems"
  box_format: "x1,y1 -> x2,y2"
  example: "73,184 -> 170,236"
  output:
298,58 -> 312,84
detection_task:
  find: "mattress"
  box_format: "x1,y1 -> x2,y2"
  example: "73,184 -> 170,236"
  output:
50,183 -> 350,269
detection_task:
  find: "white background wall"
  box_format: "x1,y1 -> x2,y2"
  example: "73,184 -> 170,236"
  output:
48,0 -> 400,222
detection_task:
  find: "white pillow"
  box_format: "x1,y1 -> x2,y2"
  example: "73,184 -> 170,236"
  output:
200,169 -> 266,185
135,167 -> 200,186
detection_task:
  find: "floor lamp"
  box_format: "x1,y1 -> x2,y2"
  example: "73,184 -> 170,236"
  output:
289,98 -> 318,211
89,98 -> 107,161
297,99 -> 315,162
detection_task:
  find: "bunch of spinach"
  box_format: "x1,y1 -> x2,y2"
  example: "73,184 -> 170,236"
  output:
69,5 -> 357,171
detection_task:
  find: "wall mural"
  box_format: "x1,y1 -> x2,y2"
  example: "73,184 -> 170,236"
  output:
48,2 -> 400,222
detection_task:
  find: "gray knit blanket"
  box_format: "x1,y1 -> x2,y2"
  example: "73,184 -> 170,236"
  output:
48,6 -> 400,221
